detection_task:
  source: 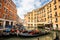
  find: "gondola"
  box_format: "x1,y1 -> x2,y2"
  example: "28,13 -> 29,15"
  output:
2,28 -> 10,36
19,33 -> 39,37
18,30 -> 50,37
2,25 -> 12,36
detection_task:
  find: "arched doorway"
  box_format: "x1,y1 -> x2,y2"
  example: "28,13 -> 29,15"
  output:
11,22 -> 13,26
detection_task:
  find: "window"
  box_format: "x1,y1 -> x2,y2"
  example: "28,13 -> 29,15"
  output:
0,12 -> 1,14
4,7 -> 8,13
56,24 -> 58,29
45,18 -> 46,21
37,18 -> 40,22
6,9 -> 8,13
59,13 -> 60,16
38,11 -> 40,14
31,20 -> 32,22
48,15 -> 49,19
34,17 -> 36,19
28,17 -> 30,19
55,18 -> 58,22
4,7 -> 6,11
34,24 -> 36,27
0,3 -> 2,9
54,0 -> 56,4
50,14 -> 52,18
58,0 -> 60,1
59,5 -> 60,8
50,4 -> 51,7
0,22 -> 3,28
55,12 -> 58,17
31,24 -> 33,27
3,0 -> 6,3
28,24 -> 30,27
8,0 -> 11,2
44,8 -> 45,12
51,19 -> 52,23
9,11 -> 12,15
54,5 -> 57,10
44,14 -> 46,17
0,0 -> 2,3
50,8 -> 52,12
47,10 -> 49,13
42,10 -> 43,13
34,19 -> 36,22
47,7 -> 49,9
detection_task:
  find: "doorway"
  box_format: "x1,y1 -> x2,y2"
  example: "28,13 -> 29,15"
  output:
5,21 -> 9,27
11,22 -> 13,26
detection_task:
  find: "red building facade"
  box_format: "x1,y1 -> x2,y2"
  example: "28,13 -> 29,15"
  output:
0,0 -> 17,29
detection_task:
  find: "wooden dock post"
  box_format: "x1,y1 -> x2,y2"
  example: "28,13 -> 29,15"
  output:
38,37 -> 39,40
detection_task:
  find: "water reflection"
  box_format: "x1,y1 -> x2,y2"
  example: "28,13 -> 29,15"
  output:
0,31 -> 59,40
52,31 -> 56,40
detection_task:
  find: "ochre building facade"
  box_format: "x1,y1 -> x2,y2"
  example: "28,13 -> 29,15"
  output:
24,0 -> 60,30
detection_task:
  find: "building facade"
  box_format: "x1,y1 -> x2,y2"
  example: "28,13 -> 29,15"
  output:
24,0 -> 60,30
0,0 -> 17,29
37,0 -> 60,30
24,10 -> 38,30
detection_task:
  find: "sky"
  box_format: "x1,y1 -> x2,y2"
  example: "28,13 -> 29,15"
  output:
13,0 -> 51,19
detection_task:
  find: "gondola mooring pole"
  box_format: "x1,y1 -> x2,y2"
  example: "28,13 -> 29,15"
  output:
37,37 -> 39,40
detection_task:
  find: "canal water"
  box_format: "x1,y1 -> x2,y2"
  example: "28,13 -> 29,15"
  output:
0,31 -> 60,40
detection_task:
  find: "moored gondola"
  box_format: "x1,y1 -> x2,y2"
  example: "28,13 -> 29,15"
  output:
18,30 -> 50,37
2,28 -> 10,36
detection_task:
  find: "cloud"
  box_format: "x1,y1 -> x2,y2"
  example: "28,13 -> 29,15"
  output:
17,8 -> 24,19
13,0 -> 51,19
